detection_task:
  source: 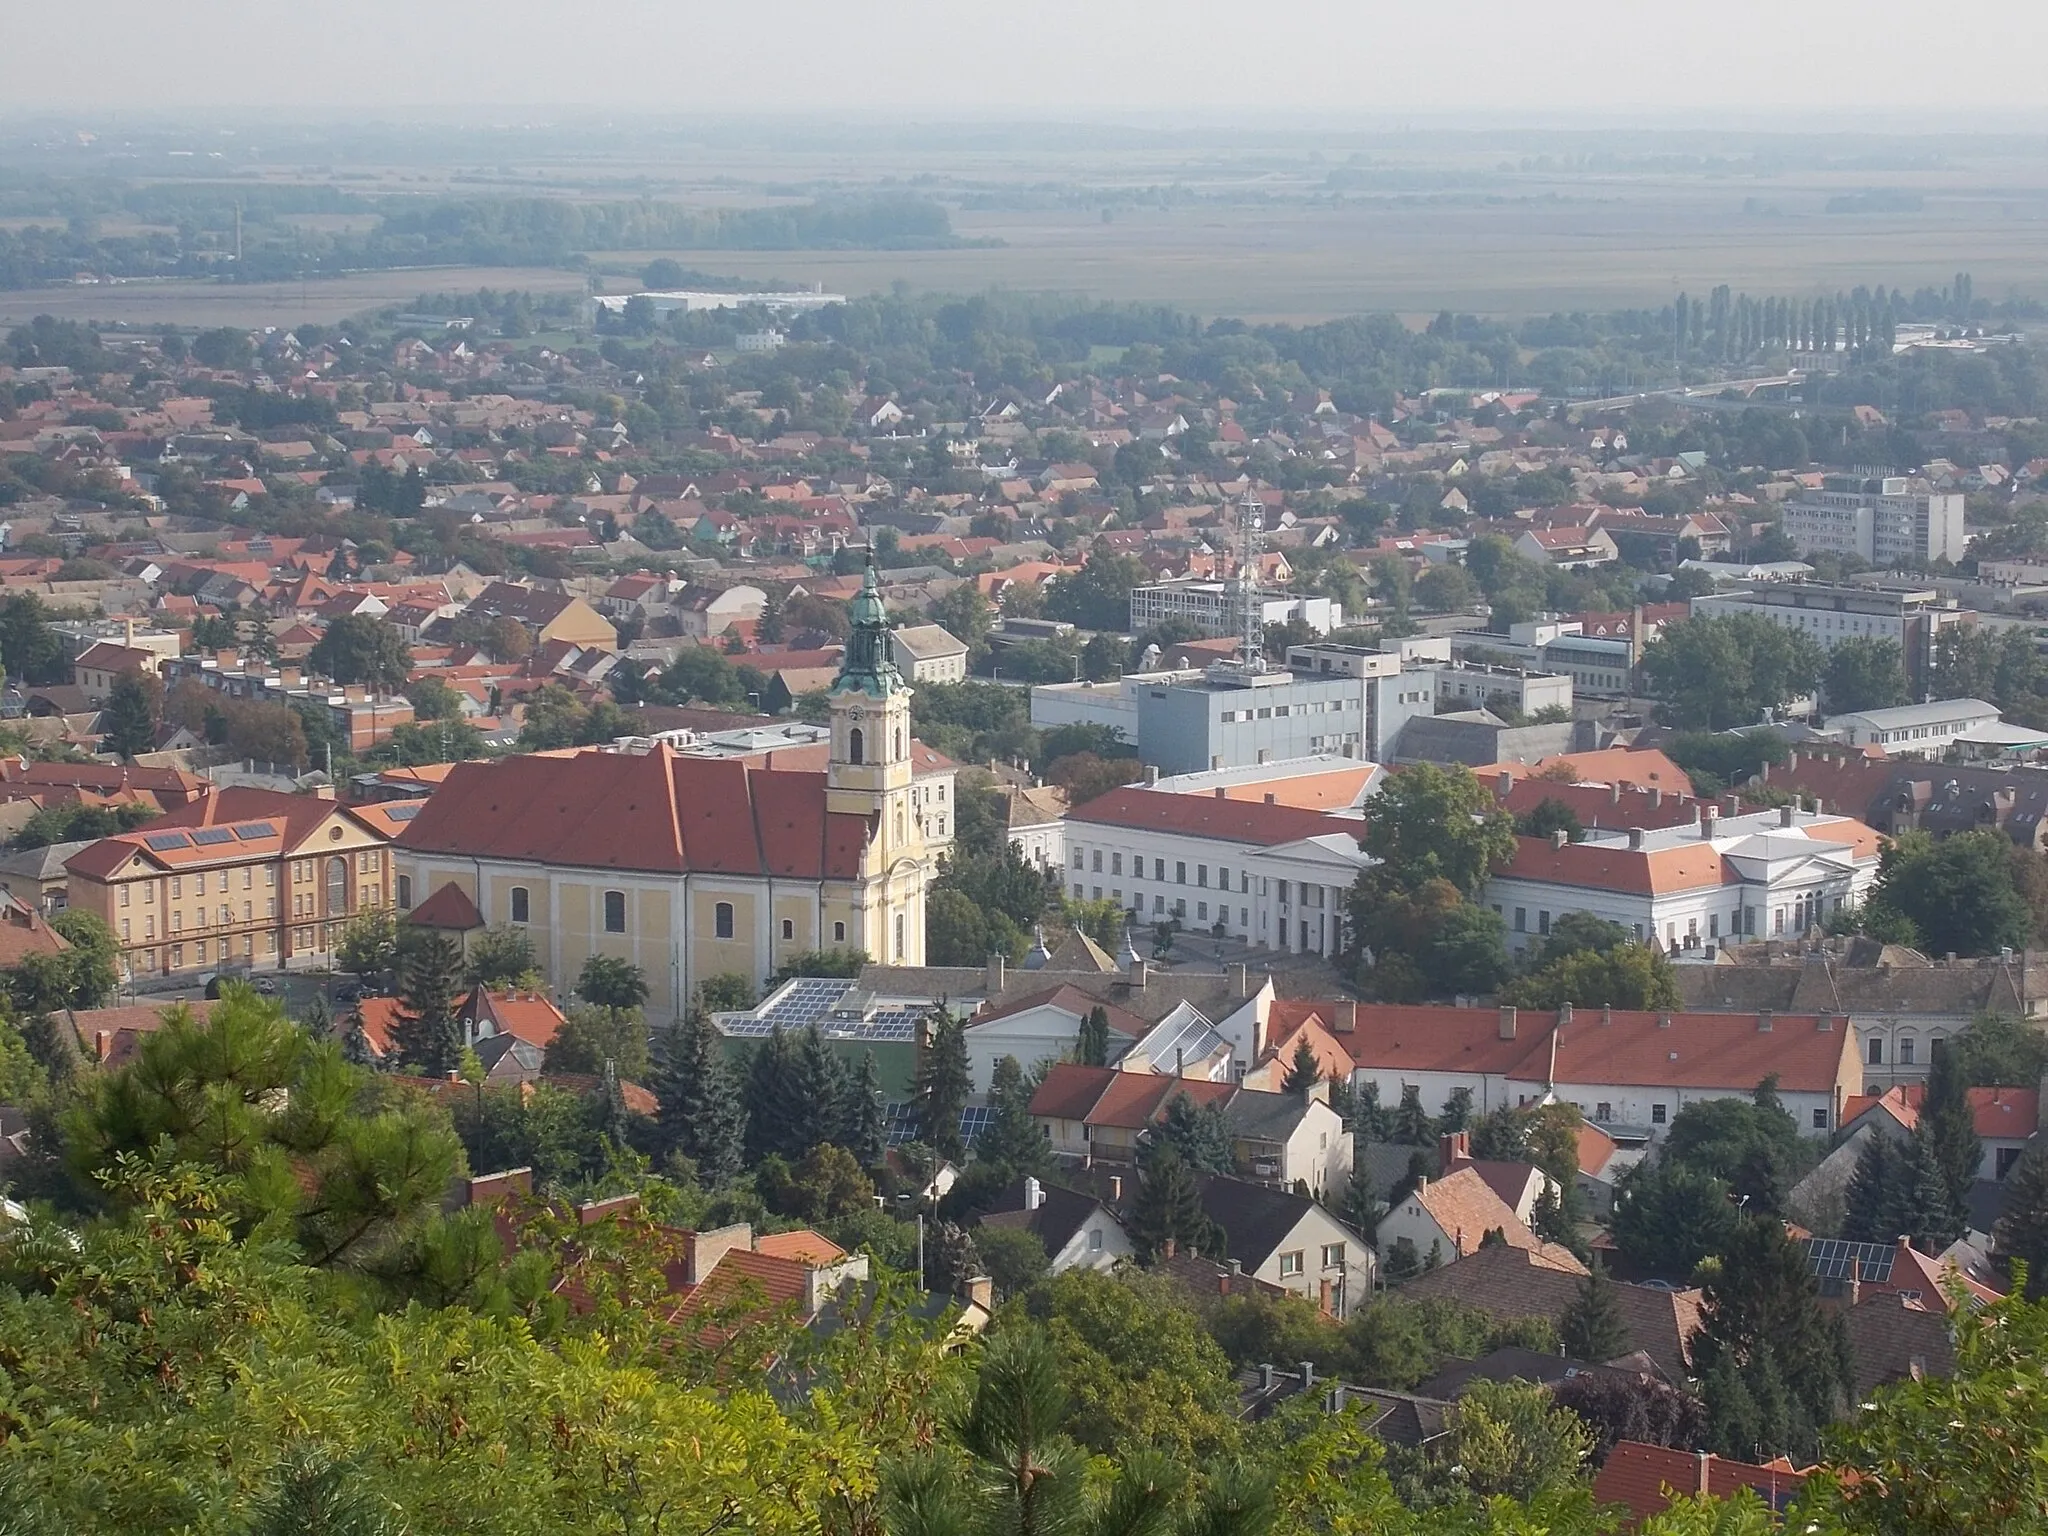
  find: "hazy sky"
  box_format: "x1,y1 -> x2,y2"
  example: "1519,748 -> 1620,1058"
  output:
9,0 -> 2048,118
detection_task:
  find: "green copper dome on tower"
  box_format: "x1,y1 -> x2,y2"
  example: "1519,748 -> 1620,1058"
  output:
831,559 -> 907,697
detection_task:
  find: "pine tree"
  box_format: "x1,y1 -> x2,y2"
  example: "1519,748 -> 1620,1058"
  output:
651,1012 -> 747,1183
1436,1086 -> 1473,1134
1352,1080 -> 1391,1142
101,671 -> 158,760
927,1219 -> 983,1295
339,1005 -> 375,1069
1153,1089 -> 1236,1173
1282,1036 -> 1321,1098
1075,1005 -> 1110,1067
842,1049 -> 886,1169
297,990 -> 334,1043
977,1055 -> 1049,1177
1921,1042 -> 1983,1217
1902,1131 -> 1966,1252
391,931 -> 464,1076
1995,1139 -> 2048,1298
1127,1148 -> 1223,1262
744,1026 -> 807,1163
1691,1218 -> 1852,1456
914,1010 -> 972,1160
794,1025 -> 848,1157
1560,1264 -> 1630,1363
1842,1133 -> 1902,1243
1392,1084 -> 1433,1146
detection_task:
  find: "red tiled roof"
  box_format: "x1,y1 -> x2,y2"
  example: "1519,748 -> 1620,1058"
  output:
1066,785 -> 1348,845
396,745 -> 867,880
1844,1083 -> 2042,1140
975,984 -> 1148,1037
1335,1002 -> 1855,1094
754,1229 -> 846,1264
0,901 -> 69,966
1493,834 -> 1729,896
1592,1442 -> 1809,1531
407,881 -> 484,931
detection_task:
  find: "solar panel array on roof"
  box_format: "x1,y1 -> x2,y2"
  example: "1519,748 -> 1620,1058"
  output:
758,978 -> 854,1028
190,827 -> 235,846
233,822 -> 277,841
144,832 -> 191,851
1804,1238 -> 1897,1289
884,1102 -> 988,1147
382,803 -> 422,822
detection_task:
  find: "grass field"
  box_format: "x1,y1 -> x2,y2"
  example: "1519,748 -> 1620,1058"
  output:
0,267 -> 592,330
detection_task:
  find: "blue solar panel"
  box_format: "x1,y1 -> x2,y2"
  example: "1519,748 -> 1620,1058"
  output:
144,832 -> 191,851
233,822 -> 277,841
884,1101 -> 986,1147
382,803 -> 421,822
190,828 -> 235,846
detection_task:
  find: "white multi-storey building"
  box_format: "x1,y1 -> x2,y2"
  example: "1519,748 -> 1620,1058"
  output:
1060,786 -> 1371,958
1779,475 -> 1967,565
1484,802 -> 1883,957
1129,581 -> 1342,637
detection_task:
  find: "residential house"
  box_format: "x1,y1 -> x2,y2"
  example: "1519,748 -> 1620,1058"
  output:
979,1175 -> 1134,1274
72,641 -> 163,704
1196,1174 -> 1375,1318
1514,526 -> 1618,569
673,583 -> 767,639
1374,1165 -> 1552,1268
462,581 -> 618,652
1398,1245 -> 1704,1381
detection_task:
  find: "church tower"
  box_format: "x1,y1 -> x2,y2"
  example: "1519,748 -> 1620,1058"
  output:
827,561 -> 928,962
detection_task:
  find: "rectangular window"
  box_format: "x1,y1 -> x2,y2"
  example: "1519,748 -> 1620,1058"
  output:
1153,859 -> 1164,881
1539,910 -> 1551,935
1900,1038 -> 1916,1065
1278,1251 -> 1304,1277
171,876 -> 182,898
834,920 -> 847,942
266,866 -> 277,887
1111,853 -> 1122,876
120,919 -> 130,940
170,944 -> 183,969
1514,907 -> 1526,932
1175,862 -> 1187,884
1197,865 -> 1208,887
1868,1036 -> 1884,1065
1812,1107 -> 1829,1130
1651,1104 -> 1668,1125
119,885 -> 130,908
1321,1244 -> 1345,1269
1088,1229 -> 1104,1252
1072,849 -> 1084,869
1596,1102 -> 1612,1120
604,890 -> 628,933
1197,902 -> 1208,920
510,886 -> 530,924
1091,851 -> 1102,872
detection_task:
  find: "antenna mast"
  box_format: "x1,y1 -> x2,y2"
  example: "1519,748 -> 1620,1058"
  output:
1235,486 -> 1266,674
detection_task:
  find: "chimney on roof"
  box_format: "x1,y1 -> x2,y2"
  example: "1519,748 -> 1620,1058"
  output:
1780,804 -> 1796,828
93,1029 -> 109,1061
1161,1236 -> 1177,1260
1628,826 -> 1645,850
1658,1012 -> 1672,1029
1498,770 -> 1514,797
1110,1174 -> 1122,1202
1300,1360 -> 1315,1388
1145,765 -> 1159,786
1498,1005 -> 1517,1040
1128,956 -> 1148,989
1649,787 -> 1662,808
1758,1009 -> 1774,1033
1438,1130 -> 1470,1172
1789,750 -> 1800,769
1231,961 -> 1249,998
987,953 -> 1005,991
1601,1004 -> 1612,1028
1259,1363 -> 1275,1392
1701,804 -> 1719,839
1263,792 -> 1276,804
1024,1176 -> 1044,1211
1609,782 -> 1622,805
1697,1449 -> 1712,1498
1551,828 -> 1569,850
1175,1046 -> 1186,1079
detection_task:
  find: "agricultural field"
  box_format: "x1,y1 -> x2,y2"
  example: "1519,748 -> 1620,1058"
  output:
4,117 -> 2048,327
